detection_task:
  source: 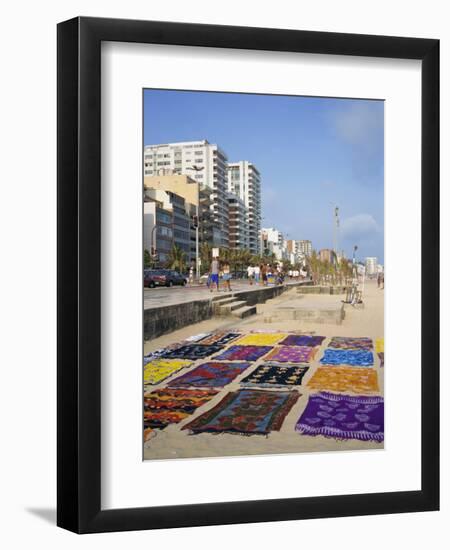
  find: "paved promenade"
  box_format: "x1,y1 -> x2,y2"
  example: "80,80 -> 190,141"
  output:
144,279 -> 307,309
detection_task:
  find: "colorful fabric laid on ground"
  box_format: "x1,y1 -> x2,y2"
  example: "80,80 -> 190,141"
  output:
198,332 -> 242,346
240,363 -> 309,387
212,345 -> 273,362
144,388 -> 218,429
307,366 -> 379,394
320,349 -> 374,367
235,333 -> 288,346
184,332 -> 212,342
144,343 -> 181,363
183,389 -> 300,435
295,392 -> 384,442
160,343 -> 224,360
265,346 -> 316,363
378,352 -> 384,368
328,337 -> 373,350
143,358 -> 192,385
375,338 -> 384,353
279,334 -> 326,347
168,362 -> 251,388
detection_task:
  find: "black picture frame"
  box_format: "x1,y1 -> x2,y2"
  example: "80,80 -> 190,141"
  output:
57,16 -> 439,533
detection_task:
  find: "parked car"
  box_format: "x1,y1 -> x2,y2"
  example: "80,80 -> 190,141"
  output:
164,270 -> 188,287
144,269 -> 187,288
144,269 -> 167,288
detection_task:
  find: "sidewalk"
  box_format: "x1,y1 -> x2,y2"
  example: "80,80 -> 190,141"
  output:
143,279 -> 308,310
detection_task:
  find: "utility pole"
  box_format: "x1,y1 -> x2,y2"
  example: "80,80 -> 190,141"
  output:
333,206 -> 339,252
333,206 -> 340,264
186,165 -> 204,282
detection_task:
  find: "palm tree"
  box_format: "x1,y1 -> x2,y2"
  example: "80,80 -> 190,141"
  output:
307,250 -> 320,284
167,244 -> 186,273
199,242 -> 212,274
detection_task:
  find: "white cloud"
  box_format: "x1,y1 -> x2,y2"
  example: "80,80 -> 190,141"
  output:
341,213 -> 380,239
334,102 -> 383,147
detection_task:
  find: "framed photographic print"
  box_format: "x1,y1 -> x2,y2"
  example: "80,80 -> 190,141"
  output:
57,17 -> 439,533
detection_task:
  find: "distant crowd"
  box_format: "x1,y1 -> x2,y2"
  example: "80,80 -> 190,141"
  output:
200,259 -> 309,293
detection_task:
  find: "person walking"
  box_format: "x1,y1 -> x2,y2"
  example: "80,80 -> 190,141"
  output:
247,264 -> 254,285
254,264 -> 260,285
260,264 -> 267,286
209,256 -> 220,292
222,262 -> 232,292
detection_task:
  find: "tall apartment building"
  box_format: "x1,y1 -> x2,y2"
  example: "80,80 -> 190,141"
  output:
298,240 -> 312,257
144,173 -> 219,253
260,227 -> 285,260
144,140 -> 229,247
227,161 -> 261,255
143,201 -> 173,265
227,193 -> 250,251
365,257 -> 378,276
145,188 -> 192,263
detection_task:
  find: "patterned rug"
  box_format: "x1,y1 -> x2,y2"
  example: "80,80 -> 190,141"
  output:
279,335 -> 326,347
328,337 -> 373,350
143,358 -> 192,385
183,389 -> 300,435
378,352 -> 384,368
143,388 -> 218,430
168,361 -> 251,388
213,345 -> 273,362
320,349 -> 374,367
307,366 -> 379,393
144,342 -> 183,363
295,391 -> 384,442
185,332 -> 212,342
240,363 -> 309,387
160,343 -> 224,360
265,346 -> 316,363
375,338 -> 384,353
235,333 -> 288,346
198,332 -> 242,346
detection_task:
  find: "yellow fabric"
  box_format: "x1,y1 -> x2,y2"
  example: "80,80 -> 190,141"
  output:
144,359 -> 192,385
235,333 -> 289,346
375,338 -> 384,353
307,366 -> 379,394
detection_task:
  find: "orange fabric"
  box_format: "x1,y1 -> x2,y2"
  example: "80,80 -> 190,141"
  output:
307,366 -> 379,394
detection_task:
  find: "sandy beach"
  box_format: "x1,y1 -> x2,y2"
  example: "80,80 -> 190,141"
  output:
144,279 -> 384,460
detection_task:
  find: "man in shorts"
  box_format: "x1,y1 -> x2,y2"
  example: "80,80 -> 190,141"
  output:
210,257 -> 220,292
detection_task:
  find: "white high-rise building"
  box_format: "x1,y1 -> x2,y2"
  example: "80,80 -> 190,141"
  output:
260,227 -> 286,260
297,240 -> 312,257
144,140 -> 229,247
227,193 -> 250,251
365,257 -> 378,276
227,161 -> 261,255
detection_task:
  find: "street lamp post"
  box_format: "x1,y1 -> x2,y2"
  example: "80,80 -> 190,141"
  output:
151,224 -> 158,266
186,165 -> 204,282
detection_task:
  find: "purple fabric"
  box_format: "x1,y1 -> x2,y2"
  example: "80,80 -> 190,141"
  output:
280,335 -> 326,347
212,345 -> 273,361
295,392 -> 384,442
266,346 -> 315,363
167,362 -> 251,388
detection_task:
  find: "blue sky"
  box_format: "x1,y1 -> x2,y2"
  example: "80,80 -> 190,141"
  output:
144,90 -> 384,263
